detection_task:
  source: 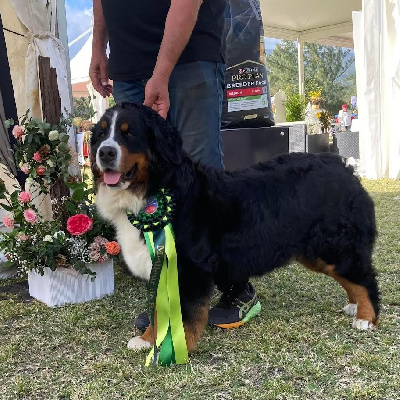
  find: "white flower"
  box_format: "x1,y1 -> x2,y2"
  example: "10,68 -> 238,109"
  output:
53,231 -> 65,238
49,130 -> 59,141
47,159 -> 54,167
43,235 -> 53,242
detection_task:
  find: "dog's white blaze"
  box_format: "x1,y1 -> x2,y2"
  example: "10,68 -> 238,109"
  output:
95,183 -> 152,281
96,110 -> 122,171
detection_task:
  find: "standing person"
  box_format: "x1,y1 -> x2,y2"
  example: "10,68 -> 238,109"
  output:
89,0 -> 261,331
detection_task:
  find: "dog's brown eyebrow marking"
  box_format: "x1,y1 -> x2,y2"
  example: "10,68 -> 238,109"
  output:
101,120 -> 107,129
120,122 -> 129,132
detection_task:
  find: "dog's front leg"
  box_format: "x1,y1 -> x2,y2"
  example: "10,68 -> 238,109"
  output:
127,301 -> 209,353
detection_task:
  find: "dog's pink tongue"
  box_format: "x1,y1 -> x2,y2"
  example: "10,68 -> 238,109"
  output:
103,171 -> 122,185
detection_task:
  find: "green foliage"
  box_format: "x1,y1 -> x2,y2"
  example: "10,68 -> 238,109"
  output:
72,96 -> 96,120
267,41 -> 356,114
285,93 -> 307,122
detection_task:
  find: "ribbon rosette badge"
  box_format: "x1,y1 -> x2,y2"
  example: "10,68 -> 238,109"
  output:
144,197 -> 158,215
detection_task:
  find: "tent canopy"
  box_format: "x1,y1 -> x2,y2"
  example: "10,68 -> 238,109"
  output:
260,0 -> 362,48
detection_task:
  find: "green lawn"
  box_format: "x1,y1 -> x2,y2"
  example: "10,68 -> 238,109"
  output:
0,179 -> 399,400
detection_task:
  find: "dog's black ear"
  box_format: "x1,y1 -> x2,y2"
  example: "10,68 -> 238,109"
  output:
145,109 -> 183,166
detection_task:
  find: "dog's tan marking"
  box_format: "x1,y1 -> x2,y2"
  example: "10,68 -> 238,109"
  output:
141,324 -> 155,345
101,120 -> 107,130
120,122 -> 129,132
300,258 -> 377,325
139,302 -> 209,352
184,301 -> 209,351
120,146 -> 149,184
141,303 -> 209,351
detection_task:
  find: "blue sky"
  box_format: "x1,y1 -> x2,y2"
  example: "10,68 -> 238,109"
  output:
65,0 -> 93,58
65,0 -> 281,59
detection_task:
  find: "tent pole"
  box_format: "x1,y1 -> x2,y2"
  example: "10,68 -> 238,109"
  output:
297,39 -> 304,95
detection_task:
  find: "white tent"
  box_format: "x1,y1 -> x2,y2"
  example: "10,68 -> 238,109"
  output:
70,33 -> 107,121
260,0 -> 361,94
260,0 -> 399,179
7,0 -> 75,150
353,0 -> 400,179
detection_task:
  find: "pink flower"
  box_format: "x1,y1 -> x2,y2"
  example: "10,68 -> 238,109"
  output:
18,191 -> 32,203
20,164 -> 30,174
36,165 -> 46,176
33,152 -> 42,163
18,233 -> 30,241
94,236 -> 108,246
12,125 -> 24,140
67,214 -> 93,236
89,250 -> 100,261
23,209 -> 37,224
3,215 -> 14,229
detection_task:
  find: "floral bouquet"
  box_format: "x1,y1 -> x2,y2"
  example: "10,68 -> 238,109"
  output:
308,89 -> 322,105
317,110 -> 332,132
0,175 -> 119,278
5,113 -> 73,195
1,112 -> 120,278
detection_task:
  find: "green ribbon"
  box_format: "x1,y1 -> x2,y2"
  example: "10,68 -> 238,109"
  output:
144,223 -> 188,366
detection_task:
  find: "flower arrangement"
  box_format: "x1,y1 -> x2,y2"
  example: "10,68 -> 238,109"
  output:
1,113 -> 120,278
316,110 -> 332,132
308,89 -> 322,105
5,113 -> 73,195
0,175 -> 119,278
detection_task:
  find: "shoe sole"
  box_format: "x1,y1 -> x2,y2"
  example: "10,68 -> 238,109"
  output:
214,301 -> 261,329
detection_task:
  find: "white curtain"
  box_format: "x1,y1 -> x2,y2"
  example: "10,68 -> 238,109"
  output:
9,0 -> 75,149
353,0 -> 400,179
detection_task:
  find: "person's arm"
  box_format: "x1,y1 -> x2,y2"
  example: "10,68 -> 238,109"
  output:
144,0 -> 203,118
89,0 -> 112,97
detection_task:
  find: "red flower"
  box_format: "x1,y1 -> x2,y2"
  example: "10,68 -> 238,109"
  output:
67,214 -> 93,236
36,165 -> 46,176
105,241 -> 120,255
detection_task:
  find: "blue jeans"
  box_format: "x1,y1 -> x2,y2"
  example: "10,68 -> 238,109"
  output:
113,61 -> 225,170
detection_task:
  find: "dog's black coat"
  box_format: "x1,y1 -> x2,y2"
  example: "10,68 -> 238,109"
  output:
92,103 -> 379,327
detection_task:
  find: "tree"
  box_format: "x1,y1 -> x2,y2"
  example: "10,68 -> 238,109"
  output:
266,40 -> 298,95
266,41 -> 355,114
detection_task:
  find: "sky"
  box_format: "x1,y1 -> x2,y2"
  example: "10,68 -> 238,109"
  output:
65,0 -> 93,58
65,0 -> 281,59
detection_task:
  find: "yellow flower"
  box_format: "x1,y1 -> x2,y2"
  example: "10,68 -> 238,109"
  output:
316,112 -> 322,118
72,117 -> 83,128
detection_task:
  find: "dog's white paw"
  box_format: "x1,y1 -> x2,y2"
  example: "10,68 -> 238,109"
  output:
127,336 -> 152,351
352,318 -> 375,330
343,303 -> 357,317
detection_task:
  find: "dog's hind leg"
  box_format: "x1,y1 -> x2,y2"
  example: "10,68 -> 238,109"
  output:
300,258 -> 379,330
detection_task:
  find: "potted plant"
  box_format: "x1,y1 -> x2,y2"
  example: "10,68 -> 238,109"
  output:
0,115 -> 120,307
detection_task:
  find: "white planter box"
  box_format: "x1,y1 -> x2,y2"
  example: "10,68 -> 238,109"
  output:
28,259 -> 114,307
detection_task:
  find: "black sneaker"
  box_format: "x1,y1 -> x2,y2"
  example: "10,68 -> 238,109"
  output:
134,311 -> 150,333
208,283 -> 261,328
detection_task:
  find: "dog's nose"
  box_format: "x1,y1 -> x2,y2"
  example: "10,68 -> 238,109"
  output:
99,146 -> 117,162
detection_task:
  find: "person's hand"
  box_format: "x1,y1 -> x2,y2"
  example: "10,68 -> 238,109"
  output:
89,49 -> 112,98
143,74 -> 170,119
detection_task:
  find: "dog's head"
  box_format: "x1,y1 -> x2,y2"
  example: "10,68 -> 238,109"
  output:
90,102 -> 183,194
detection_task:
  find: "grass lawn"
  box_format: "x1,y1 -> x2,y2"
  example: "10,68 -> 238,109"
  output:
0,179 -> 399,400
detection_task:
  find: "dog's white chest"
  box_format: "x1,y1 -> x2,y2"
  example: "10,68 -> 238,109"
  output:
95,184 -> 152,281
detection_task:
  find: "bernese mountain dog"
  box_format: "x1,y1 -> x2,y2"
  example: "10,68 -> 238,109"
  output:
91,102 -> 379,353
